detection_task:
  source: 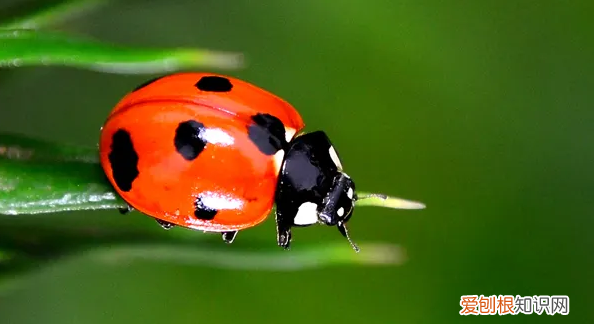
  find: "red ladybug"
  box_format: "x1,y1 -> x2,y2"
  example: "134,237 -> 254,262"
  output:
100,73 -> 364,250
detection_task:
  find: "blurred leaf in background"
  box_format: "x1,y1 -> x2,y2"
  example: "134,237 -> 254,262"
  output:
0,0 -> 592,323
0,0 -> 109,29
0,28 -> 243,72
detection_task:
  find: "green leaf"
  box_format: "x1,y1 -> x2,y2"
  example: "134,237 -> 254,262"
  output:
0,132 -> 127,215
93,241 -> 407,271
0,29 -> 244,73
1,0 -> 111,29
0,237 -> 406,294
0,209 -> 405,290
355,192 -> 426,210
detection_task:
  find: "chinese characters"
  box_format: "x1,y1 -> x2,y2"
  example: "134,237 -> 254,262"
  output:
460,295 -> 569,315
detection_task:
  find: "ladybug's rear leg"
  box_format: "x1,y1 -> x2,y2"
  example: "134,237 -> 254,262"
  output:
155,219 -> 175,230
222,231 -> 238,244
118,204 -> 134,214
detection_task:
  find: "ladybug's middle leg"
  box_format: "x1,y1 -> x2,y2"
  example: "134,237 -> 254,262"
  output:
222,231 -> 238,244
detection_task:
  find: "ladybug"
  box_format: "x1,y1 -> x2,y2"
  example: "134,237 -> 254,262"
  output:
100,73 -> 362,250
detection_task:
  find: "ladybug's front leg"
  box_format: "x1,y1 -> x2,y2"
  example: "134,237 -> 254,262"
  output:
277,227 -> 292,249
275,209 -> 293,250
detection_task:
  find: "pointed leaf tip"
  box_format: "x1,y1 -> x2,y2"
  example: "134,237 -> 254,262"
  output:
0,29 -> 245,74
197,50 -> 245,70
355,192 -> 426,210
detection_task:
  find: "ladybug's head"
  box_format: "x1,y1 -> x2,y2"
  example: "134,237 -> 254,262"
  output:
275,131 -> 360,251
275,130 -> 425,252
318,172 -> 359,251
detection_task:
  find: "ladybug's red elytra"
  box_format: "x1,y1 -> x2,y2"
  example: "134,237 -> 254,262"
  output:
100,72 -> 422,251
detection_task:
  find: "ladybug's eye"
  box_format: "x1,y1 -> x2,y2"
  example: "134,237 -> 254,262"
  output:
336,177 -> 355,221
336,193 -> 354,222
319,173 -> 355,225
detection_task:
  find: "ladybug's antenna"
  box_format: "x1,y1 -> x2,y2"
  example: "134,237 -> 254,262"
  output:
354,192 -> 426,210
337,221 -> 360,252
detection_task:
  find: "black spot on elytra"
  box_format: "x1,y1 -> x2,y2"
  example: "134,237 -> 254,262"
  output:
195,76 -> 233,92
108,129 -> 139,192
133,76 -> 162,92
194,197 -> 218,220
174,120 -> 207,161
248,113 -> 287,155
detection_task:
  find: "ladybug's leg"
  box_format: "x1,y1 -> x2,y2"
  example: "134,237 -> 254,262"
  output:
118,204 -> 134,214
222,231 -> 238,244
277,227 -> 292,250
155,219 -> 175,230
275,210 -> 293,250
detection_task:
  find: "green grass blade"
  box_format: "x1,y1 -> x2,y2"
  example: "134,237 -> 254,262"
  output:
0,218 -> 406,272
0,159 -> 126,214
94,242 -> 407,271
0,241 -> 405,294
0,240 -> 405,293
355,191 -> 426,210
0,29 -> 243,73
1,0 -> 110,29
0,132 -> 126,215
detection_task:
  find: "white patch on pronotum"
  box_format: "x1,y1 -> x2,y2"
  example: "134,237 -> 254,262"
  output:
329,146 -> 343,169
273,149 -> 285,174
337,207 -> 345,217
347,187 -> 354,199
285,127 -> 297,143
294,202 -> 319,226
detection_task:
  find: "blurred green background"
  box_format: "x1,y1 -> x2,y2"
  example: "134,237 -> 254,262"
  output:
0,0 -> 591,322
